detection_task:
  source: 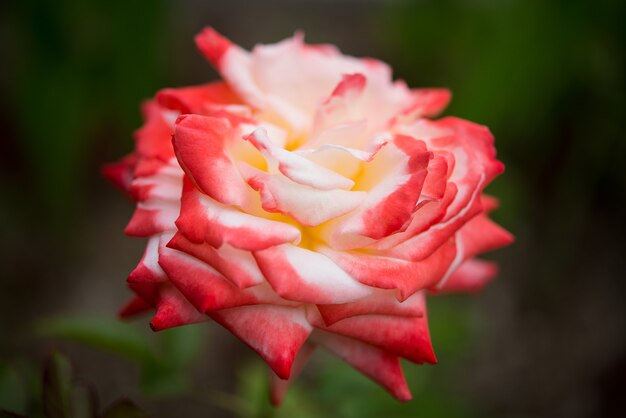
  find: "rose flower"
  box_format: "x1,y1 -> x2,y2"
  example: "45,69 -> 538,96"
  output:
104,28 -> 513,404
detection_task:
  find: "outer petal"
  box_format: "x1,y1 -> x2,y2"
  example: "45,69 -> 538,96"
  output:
195,27 -> 413,133
457,214 -> 515,260
253,244 -> 372,304
156,82 -> 242,114
195,27 -> 268,111
312,330 -> 412,401
149,283 -> 208,331
210,305 -> 312,379
320,238 -> 457,301
126,236 -> 168,304
102,154 -> 136,196
392,88 -> 451,125
124,160 -> 184,237
158,245 -> 290,313
167,232 -> 264,289
316,290 -> 425,326
435,258 -> 498,293
175,177 -> 301,251
385,117 -> 504,259
124,235 -> 206,332
118,296 -> 152,318
385,190 -> 483,261
129,167 -> 183,203
134,101 -> 176,162
124,204 -> 179,237
310,301 -> 436,365
269,342 -> 316,406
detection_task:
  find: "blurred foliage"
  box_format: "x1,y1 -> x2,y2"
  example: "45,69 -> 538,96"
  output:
2,0 -> 167,230
36,317 -> 207,396
0,351 -> 145,418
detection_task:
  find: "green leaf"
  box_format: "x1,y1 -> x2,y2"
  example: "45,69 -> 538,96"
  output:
0,364 -> 28,415
36,317 -> 157,365
137,362 -> 187,397
42,352 -> 73,418
101,400 -> 147,418
158,325 -> 206,371
234,361 -> 320,418
70,385 -> 96,418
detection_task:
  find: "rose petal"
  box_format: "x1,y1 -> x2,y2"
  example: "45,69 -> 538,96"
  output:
149,283 -> 208,331
176,177 -> 301,251
316,290 -> 425,326
329,135 -> 432,248
269,342 -> 316,405
245,127 -> 355,190
158,244 -> 290,313
134,101 -> 176,162
173,114 -> 251,207
254,244 -> 372,304
320,239 -> 457,301
156,82 -> 241,114
118,296 -> 152,319
311,301 -> 436,365
239,163 -> 366,227
102,154 -> 136,196
458,214 -> 515,260
210,305 -> 312,379
312,330 -> 412,401
434,258 -> 499,294
167,232 -> 264,289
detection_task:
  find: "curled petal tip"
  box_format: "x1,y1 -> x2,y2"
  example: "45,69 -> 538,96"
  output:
195,27 -> 232,67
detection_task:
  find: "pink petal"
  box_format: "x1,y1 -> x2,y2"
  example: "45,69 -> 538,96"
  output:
269,342 -> 316,405
458,214 -> 515,260
239,163 -> 366,227
156,82 -> 241,114
245,128 -> 354,190
311,307 -> 436,365
118,296 -> 152,319
134,101 -> 176,162
194,27 -> 233,69
395,88 -> 452,122
210,305 -> 312,379
320,239 -> 457,301
435,258 -> 499,294
176,177 -> 301,251
253,244 -> 372,304
329,135 -> 432,248
124,199 -> 180,237
149,283 -> 207,331
312,330 -> 412,401
102,154 -> 136,196
158,244 -> 290,313
316,290 -> 425,326
421,154 -> 448,200
173,114 -> 250,207
126,236 -> 168,305
167,232 -> 264,289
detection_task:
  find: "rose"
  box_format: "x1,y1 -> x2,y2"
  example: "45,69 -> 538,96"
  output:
104,27 -> 513,404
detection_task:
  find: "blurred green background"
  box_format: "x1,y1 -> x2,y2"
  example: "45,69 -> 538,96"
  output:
1,0 -> 625,417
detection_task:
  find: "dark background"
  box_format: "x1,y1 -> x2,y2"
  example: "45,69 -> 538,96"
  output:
1,1 -> 625,417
